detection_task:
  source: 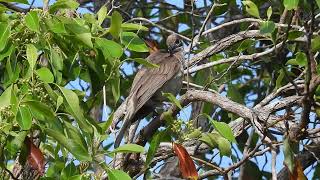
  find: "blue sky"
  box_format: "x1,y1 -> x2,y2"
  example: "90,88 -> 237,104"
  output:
15,0 -> 318,178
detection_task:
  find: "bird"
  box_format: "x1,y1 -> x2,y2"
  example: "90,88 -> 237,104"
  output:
113,34 -> 184,148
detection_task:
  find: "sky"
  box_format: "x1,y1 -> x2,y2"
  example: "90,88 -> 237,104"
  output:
13,0 -> 318,179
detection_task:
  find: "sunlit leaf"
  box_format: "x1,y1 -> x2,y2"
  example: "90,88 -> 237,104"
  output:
97,5 -> 107,26
0,22 -> 10,51
95,38 -> 123,58
121,32 -> 149,52
16,106 -> 32,130
111,144 -> 144,153
242,1 -> 260,18
25,11 -> 39,32
109,11 -> 122,39
49,0 -> 79,13
26,44 -> 38,72
36,67 -> 54,83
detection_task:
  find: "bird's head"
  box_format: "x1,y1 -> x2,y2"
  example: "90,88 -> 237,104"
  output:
166,34 -> 183,55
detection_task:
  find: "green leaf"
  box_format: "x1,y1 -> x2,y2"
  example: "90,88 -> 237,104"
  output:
61,162 -> 78,180
112,144 -> 144,153
276,69 -> 285,89
51,48 -> 64,71
45,128 -> 92,161
267,6 -> 272,20
317,0 -> 320,9
24,100 -> 56,121
0,43 -> 14,62
210,119 -> 236,143
56,96 -> 63,111
95,38 -> 123,58
0,84 -> 12,108
216,136 -> 231,156
65,23 -> 93,48
109,11 -> 122,39
6,131 -> 28,155
97,5 -> 107,26
16,106 -> 32,130
283,0 -> 299,10
36,67 -> 54,83
121,23 -> 148,31
49,0 -> 79,14
25,11 -> 39,32
260,21 -> 275,34
127,58 -> 159,68
58,86 -> 93,134
200,132 -> 219,148
242,1 -> 260,18
311,36 -> 320,52
145,131 -> 165,166
288,30 -> 304,40
162,92 -> 182,109
45,17 -> 66,34
287,52 -> 307,67
111,73 -> 120,103
26,44 -> 38,72
107,169 -> 131,180
64,121 -> 88,152
0,22 -> 10,51
0,0 -> 28,4
236,39 -> 255,52
283,137 -> 295,173
121,32 -> 149,52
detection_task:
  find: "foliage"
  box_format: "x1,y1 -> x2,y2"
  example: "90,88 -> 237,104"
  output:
1,0 -> 320,179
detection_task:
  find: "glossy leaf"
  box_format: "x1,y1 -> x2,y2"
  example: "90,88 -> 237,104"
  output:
16,106 -> 32,130
36,67 -> 54,83
112,144 -> 144,153
61,162 -> 78,179
25,11 -> 39,32
173,143 -> 198,180
109,11 -> 122,39
121,32 -> 149,52
0,22 -> 10,51
65,23 -> 93,48
242,1 -> 260,18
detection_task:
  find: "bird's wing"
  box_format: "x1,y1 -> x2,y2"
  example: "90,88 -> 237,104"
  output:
114,52 -> 182,148
128,51 -> 182,114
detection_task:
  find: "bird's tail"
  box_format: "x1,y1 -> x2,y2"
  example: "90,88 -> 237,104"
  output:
114,104 -> 135,148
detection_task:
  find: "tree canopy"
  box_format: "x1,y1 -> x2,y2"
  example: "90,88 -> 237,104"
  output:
1,0 -> 320,179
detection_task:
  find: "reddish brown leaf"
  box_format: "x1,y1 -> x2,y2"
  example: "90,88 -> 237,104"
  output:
288,159 -> 307,180
173,143 -> 198,180
24,137 -> 45,176
144,39 -> 159,54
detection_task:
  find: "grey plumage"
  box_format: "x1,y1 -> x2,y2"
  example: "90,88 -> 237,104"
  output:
114,34 -> 184,148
